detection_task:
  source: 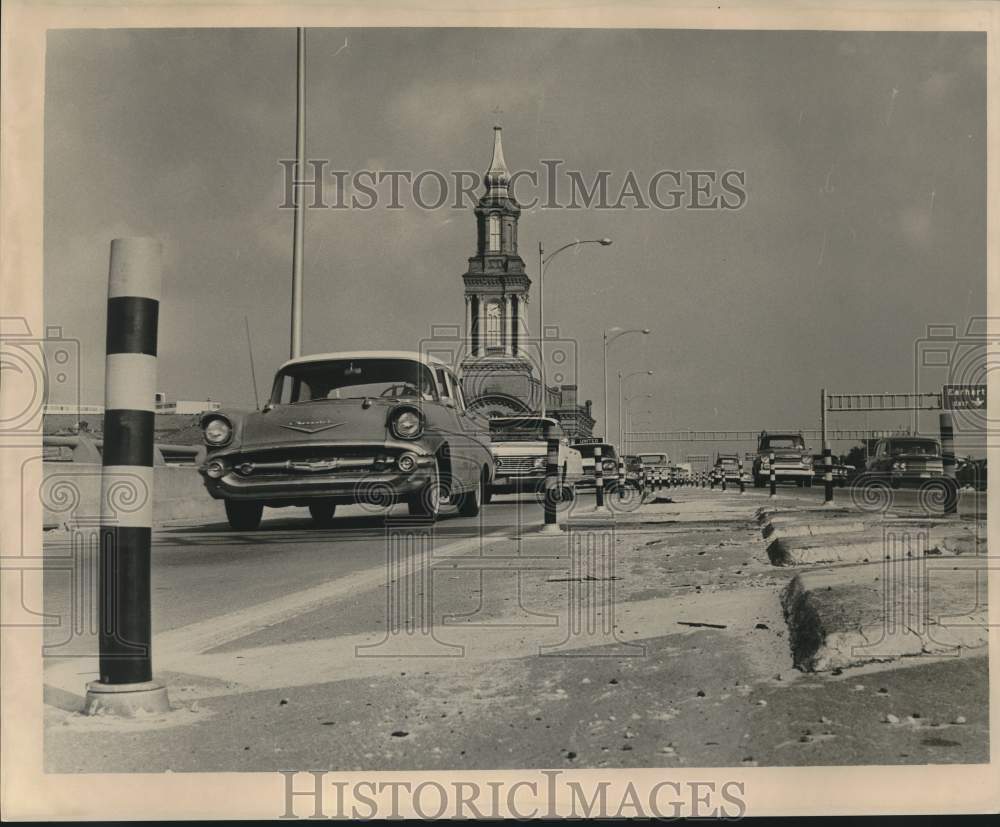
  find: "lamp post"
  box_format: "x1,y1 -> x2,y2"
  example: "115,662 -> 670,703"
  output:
603,327 -> 650,442
290,27 -> 306,359
537,238 -> 612,417
617,370 -> 654,450
623,392 -> 653,455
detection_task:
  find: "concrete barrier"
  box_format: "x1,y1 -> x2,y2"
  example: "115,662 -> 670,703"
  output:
781,559 -> 988,672
42,462 -> 222,529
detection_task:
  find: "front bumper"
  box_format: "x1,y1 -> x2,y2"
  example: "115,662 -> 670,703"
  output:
199,442 -> 436,505
759,466 -> 813,478
490,472 -> 546,493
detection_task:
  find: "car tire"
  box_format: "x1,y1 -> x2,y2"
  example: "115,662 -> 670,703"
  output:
483,483 -> 494,505
225,500 -> 263,531
408,461 -> 442,520
456,468 -> 485,517
308,503 -> 337,527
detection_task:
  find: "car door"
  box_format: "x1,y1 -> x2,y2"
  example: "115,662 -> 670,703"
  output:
440,368 -> 487,491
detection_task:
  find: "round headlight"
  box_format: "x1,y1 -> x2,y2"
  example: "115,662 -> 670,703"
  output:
398,452 -> 418,472
533,456 -> 546,468
204,417 -> 232,446
392,409 -> 423,439
205,460 -> 225,479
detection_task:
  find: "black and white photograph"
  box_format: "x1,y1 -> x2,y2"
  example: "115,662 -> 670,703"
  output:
1,0 -> 997,820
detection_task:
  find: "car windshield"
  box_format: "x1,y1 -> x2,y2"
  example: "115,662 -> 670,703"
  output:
762,436 -> 804,450
889,440 -> 940,456
272,358 -> 438,404
574,443 -> 616,460
489,419 -> 550,441
638,454 -> 668,464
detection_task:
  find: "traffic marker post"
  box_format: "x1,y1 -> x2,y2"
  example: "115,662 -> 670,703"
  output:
769,451 -> 777,498
738,457 -> 746,494
540,421 -> 562,533
939,412 -> 958,516
721,469 -> 727,491
821,388 -> 835,505
594,443 -> 606,510
85,238 -> 170,717
823,447 -> 834,504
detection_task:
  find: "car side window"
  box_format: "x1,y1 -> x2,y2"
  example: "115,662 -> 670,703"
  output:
447,372 -> 466,412
434,368 -> 451,401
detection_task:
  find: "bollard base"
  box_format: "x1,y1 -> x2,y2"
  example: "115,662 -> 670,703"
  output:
538,522 -> 563,535
822,499 -> 837,507
84,680 -> 170,717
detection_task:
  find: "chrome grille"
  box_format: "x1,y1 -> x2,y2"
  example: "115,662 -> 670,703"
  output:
495,455 -> 539,474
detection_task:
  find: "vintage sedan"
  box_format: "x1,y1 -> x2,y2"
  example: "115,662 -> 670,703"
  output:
198,351 -> 494,529
488,416 -> 583,500
865,436 -> 945,488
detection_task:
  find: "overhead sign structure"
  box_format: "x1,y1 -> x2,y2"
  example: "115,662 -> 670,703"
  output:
942,384 -> 986,411
824,392 -> 942,412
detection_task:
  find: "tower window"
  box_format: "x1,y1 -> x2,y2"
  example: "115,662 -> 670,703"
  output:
485,302 -> 502,348
487,214 -> 501,252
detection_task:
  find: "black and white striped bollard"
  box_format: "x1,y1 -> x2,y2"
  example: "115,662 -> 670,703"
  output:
769,451 -> 777,498
594,444 -> 606,510
540,421 -> 562,533
85,238 -> 169,716
823,447 -> 834,504
939,413 -> 959,516
738,457 -> 746,494
618,456 -> 625,499
721,467 -> 727,491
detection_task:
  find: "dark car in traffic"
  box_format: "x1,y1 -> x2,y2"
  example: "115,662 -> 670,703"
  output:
198,351 -> 494,529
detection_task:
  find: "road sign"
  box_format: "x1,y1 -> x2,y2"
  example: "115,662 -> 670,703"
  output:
573,437 -> 606,445
942,384 -> 986,410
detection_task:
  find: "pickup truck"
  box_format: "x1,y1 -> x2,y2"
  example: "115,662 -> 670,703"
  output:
571,440 -> 621,495
752,431 -> 814,487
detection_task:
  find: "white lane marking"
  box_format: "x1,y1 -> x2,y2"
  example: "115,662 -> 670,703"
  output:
154,587 -> 785,698
156,529 -> 507,657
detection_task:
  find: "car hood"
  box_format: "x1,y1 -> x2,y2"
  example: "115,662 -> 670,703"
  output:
239,399 -> 401,448
491,440 -> 547,456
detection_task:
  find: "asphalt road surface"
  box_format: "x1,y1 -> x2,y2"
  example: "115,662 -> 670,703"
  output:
42,485 -> 988,772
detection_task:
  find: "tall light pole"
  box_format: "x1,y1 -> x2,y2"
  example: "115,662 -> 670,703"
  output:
618,369 -> 653,449
290,27 -> 306,359
604,327 -> 650,440
537,237 -> 612,416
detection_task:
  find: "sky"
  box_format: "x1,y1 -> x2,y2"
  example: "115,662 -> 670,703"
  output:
44,27 -> 986,447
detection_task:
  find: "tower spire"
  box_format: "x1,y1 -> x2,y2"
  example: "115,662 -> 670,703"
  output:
484,125 -> 510,195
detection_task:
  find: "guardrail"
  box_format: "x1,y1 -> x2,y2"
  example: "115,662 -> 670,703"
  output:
43,434 -> 203,465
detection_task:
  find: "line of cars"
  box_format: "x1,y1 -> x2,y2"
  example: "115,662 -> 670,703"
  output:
196,350 -> 644,529
195,351 -> 977,530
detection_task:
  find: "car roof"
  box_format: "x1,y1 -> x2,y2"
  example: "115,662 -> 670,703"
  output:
278,351 -> 452,372
490,415 -> 560,425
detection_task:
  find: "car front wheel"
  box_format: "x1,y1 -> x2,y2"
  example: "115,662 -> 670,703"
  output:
225,500 -> 263,531
455,468 -> 485,517
408,462 -> 442,520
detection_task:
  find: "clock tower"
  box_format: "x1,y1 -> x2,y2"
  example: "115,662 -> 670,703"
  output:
460,127 -> 535,410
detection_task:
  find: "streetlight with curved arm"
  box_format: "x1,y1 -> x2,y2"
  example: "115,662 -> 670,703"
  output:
618,369 -> 654,450
603,327 -> 650,439
537,238 -> 612,417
